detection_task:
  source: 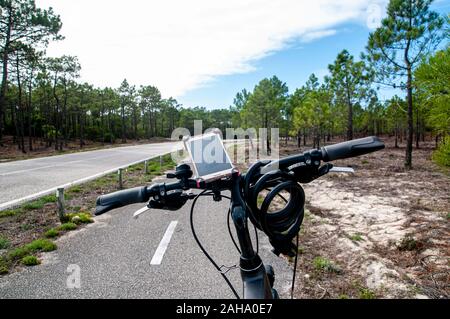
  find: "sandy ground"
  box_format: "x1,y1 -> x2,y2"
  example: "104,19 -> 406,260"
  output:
278,138 -> 449,299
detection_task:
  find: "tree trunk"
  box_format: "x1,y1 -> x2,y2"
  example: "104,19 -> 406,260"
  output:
52,76 -> 61,151
16,58 -> 26,153
148,110 -> 153,139
19,107 -> 25,153
79,109 -> 85,148
27,77 -> 33,151
121,103 -> 126,143
11,103 -> 17,144
0,7 -> 13,146
132,107 -> 137,139
345,77 -> 353,141
415,106 -> 420,149
395,124 -> 399,148
63,82 -> 69,147
405,67 -> 413,169
303,129 -> 307,146
347,101 -> 353,141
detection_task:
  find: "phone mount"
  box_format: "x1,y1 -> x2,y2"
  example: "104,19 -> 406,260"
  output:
167,164 -> 193,181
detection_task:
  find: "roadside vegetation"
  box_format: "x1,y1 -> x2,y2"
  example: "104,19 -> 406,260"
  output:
277,138 -> 449,299
0,154 -> 176,275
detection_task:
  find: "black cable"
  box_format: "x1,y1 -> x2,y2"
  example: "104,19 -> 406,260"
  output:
227,208 -> 241,254
291,234 -> 299,299
190,190 -> 240,299
254,223 -> 259,254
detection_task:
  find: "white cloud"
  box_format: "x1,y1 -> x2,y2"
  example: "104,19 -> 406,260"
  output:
301,30 -> 337,43
35,0 -> 383,98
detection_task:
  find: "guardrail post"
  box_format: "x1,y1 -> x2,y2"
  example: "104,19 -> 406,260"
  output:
56,188 -> 65,221
160,155 -> 163,169
144,160 -> 149,175
118,168 -> 124,189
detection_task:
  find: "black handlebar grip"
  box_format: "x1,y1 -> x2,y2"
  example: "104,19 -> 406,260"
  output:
95,186 -> 149,216
321,136 -> 385,162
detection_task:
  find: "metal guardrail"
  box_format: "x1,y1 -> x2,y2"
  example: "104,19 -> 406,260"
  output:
0,151 -> 177,212
0,139 -> 246,212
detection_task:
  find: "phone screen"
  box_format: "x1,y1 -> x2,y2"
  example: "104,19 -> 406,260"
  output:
187,134 -> 233,178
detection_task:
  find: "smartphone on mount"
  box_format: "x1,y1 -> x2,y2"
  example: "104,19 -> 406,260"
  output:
183,131 -> 234,182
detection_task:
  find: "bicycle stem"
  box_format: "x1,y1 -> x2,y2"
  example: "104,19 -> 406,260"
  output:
229,171 -> 262,269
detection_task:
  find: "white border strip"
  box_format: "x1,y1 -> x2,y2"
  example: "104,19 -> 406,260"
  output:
150,221 -> 178,265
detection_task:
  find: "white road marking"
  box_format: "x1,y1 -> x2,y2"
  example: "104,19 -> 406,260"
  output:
0,151 -> 174,211
150,221 -> 178,265
0,140 -> 237,210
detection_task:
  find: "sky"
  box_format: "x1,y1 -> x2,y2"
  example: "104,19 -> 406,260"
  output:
36,0 -> 449,109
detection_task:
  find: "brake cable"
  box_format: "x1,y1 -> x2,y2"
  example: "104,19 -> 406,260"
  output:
189,190 -> 240,299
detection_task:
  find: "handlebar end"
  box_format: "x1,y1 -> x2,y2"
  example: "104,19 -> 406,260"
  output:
94,186 -> 149,216
321,136 -> 385,162
94,198 -> 120,216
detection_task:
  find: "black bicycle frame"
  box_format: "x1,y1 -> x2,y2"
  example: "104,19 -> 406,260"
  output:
229,171 -> 273,299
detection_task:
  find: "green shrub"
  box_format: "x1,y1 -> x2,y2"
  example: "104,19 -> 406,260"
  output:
66,212 -> 94,224
0,209 -> 21,219
67,186 -> 82,194
0,237 -> 11,250
22,201 -> 45,210
21,194 -> 70,211
7,240 -> 56,264
20,224 -> 32,231
313,256 -> 342,273
8,247 -> 30,259
398,235 -> 421,251
57,223 -> 77,231
0,257 -> 9,274
359,288 -> 376,299
21,255 -> 40,266
41,194 -> 57,203
433,137 -> 450,167
45,229 -> 59,238
349,234 -> 363,242
26,239 -> 57,252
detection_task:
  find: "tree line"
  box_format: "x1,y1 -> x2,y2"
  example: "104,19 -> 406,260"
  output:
231,0 -> 448,168
0,0 -> 448,168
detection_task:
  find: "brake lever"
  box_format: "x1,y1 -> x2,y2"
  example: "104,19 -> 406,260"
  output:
133,206 -> 151,219
293,163 -> 333,183
329,166 -> 355,173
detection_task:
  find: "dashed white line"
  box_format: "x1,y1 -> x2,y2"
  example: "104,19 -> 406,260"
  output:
150,221 -> 178,265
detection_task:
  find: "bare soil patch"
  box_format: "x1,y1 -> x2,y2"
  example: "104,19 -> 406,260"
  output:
278,137 -> 449,299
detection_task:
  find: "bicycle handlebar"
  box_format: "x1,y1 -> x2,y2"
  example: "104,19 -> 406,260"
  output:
94,179 -> 202,216
94,136 -> 385,216
321,136 -> 385,162
95,186 -> 151,216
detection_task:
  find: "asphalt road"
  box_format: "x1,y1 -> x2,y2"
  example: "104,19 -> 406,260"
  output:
0,142 -> 181,209
0,191 -> 293,299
